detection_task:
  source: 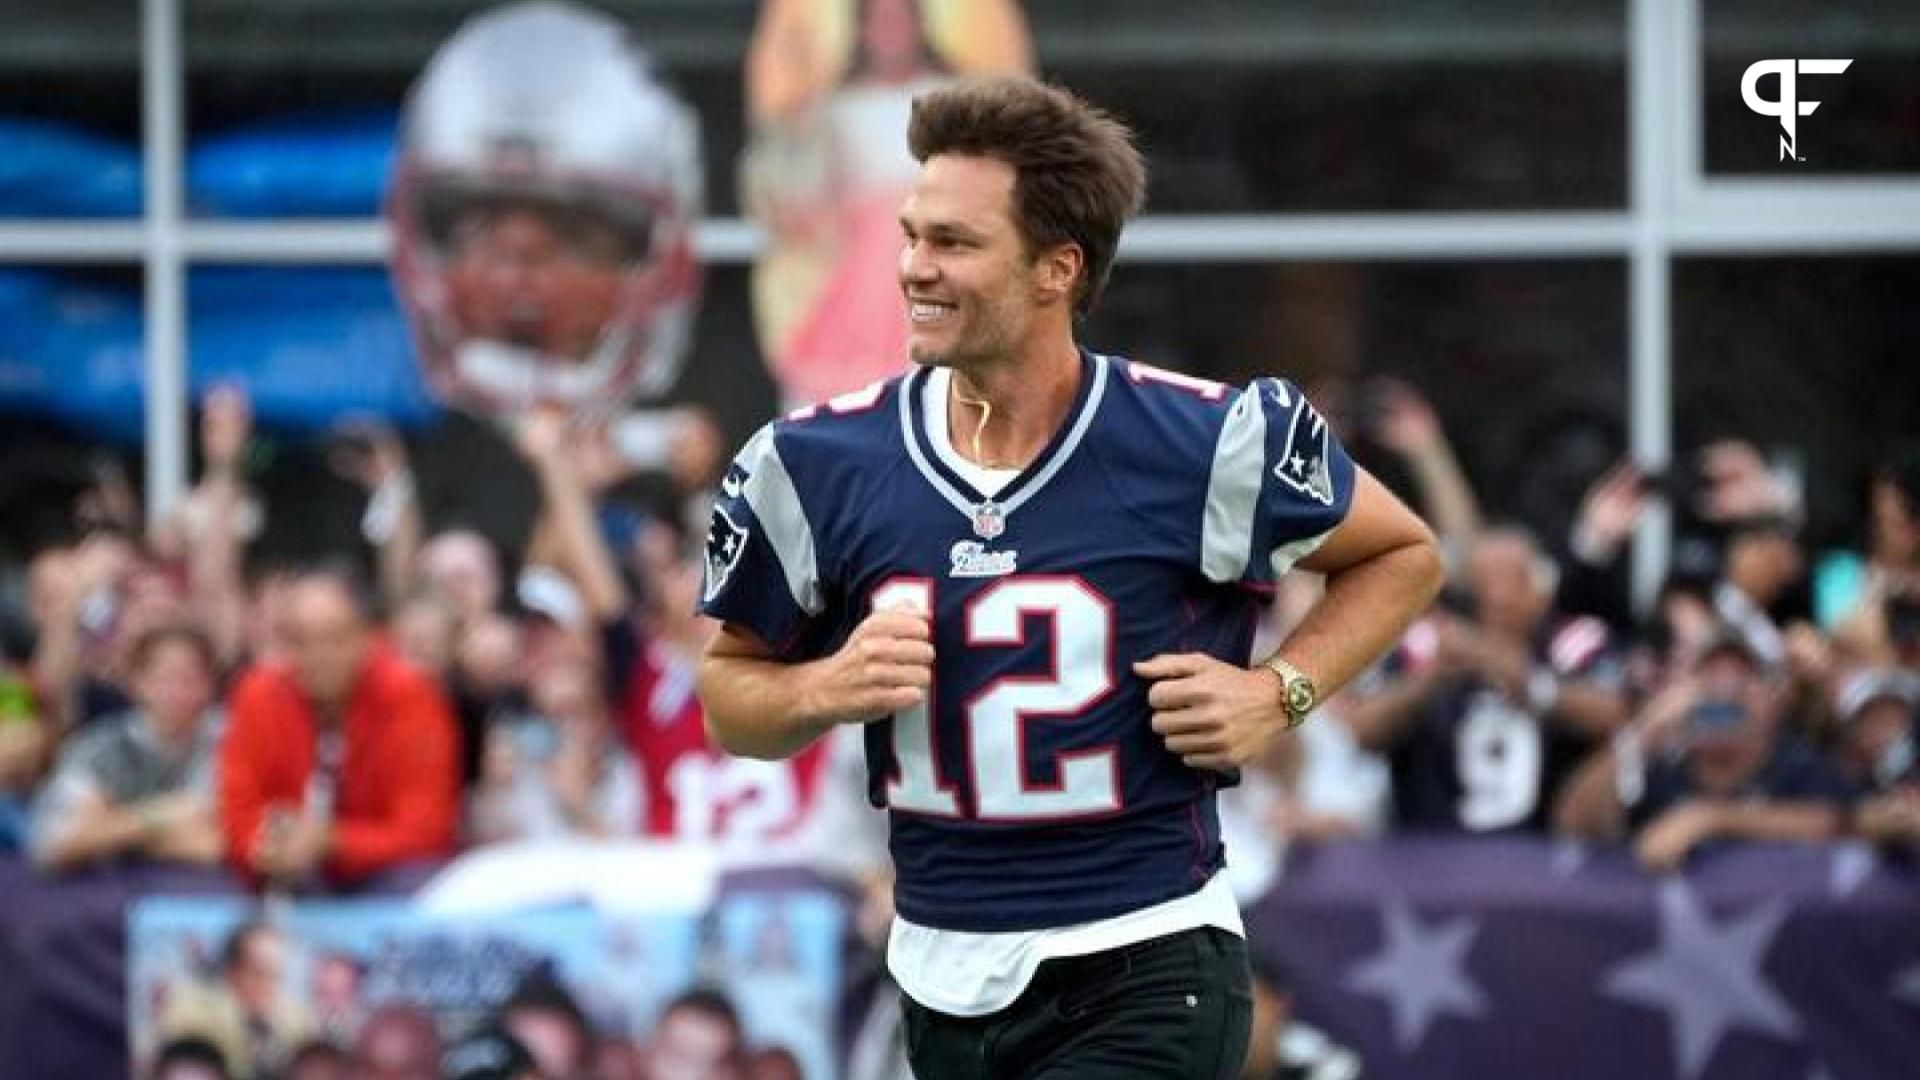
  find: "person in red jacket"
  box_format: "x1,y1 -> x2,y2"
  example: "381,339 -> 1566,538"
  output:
219,565 -> 460,890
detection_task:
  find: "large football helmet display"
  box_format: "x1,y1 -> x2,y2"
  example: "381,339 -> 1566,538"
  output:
389,0 -> 703,415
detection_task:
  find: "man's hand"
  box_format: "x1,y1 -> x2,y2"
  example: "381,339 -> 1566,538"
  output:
1856,786 -> 1920,845
810,608 -> 935,726
1635,800 -> 1726,873
249,811 -> 330,881
1135,653 -> 1288,772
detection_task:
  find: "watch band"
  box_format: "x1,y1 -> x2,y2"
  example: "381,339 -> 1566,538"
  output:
1262,656 -> 1317,730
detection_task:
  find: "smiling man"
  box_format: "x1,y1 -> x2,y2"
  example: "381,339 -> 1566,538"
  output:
697,76 -> 1442,1079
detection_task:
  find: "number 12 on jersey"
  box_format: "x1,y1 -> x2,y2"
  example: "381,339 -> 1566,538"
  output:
872,576 -> 1120,822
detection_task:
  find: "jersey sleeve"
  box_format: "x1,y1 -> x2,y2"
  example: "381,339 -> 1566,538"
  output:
697,423 -> 830,656
1199,377 -> 1356,587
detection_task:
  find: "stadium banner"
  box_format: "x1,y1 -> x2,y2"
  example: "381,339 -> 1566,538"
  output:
1248,838 -> 1920,1080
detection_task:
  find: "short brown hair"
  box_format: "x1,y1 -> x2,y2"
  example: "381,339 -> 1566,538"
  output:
908,77 -> 1146,317
127,619 -> 218,676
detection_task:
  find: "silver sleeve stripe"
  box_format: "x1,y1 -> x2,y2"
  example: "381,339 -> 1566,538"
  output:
1269,527 -> 1333,578
739,427 -> 825,615
1200,387 -> 1269,583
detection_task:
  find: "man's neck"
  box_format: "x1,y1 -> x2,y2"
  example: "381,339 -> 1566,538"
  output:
946,336 -> 1082,472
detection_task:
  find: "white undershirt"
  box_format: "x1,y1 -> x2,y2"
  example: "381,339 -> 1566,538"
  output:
924,366 -> 1023,496
888,366 -> 1245,1019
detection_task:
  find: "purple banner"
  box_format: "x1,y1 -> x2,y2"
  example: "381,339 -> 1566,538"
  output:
1248,838 -> 1920,1080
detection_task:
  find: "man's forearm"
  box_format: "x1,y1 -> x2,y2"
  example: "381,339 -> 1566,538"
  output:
1552,745 -> 1628,840
1271,541 -> 1443,698
1712,799 -> 1844,844
698,652 -> 846,760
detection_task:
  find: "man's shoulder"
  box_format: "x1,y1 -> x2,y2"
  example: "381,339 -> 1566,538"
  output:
365,648 -> 449,706
729,377 -> 907,502
772,377 -> 906,447
55,715 -> 139,774
229,663 -> 300,711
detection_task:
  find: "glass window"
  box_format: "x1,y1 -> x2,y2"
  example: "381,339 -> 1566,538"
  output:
0,6 -> 141,216
1047,0 -> 1627,211
1673,255 -> 1920,549
1088,259 -> 1629,538
172,0 -> 1630,219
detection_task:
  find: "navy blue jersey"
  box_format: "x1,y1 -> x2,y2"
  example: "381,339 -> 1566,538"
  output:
699,351 -> 1354,931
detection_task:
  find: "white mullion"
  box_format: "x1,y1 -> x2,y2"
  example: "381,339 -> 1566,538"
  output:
142,0 -> 188,524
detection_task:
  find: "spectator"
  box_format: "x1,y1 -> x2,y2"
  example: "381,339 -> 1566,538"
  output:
149,1036 -> 233,1080
471,655 -> 643,842
1712,514 -> 1805,672
1554,633 -> 1852,871
157,922 -> 314,1080
444,1026 -> 545,1080
28,529 -> 147,729
1837,669 -> 1920,849
309,950 -> 368,1046
29,620 -> 225,872
1360,376 -> 1482,564
1345,526 -> 1628,833
1819,444 -> 1920,661
420,530 -> 506,633
744,1047 -> 802,1080
621,514 -> 832,847
283,1040 -> 352,1080
219,565 -> 460,890
353,1002 -> 443,1080
500,976 -> 596,1080
0,653 -> 45,853
644,988 -> 744,1080
391,593 -> 460,681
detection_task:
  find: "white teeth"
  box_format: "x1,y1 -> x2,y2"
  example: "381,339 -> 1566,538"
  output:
910,302 -> 951,323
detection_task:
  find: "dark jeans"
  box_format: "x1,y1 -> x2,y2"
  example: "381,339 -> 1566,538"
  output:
901,927 -> 1253,1080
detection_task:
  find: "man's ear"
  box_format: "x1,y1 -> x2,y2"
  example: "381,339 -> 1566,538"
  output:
1034,242 -> 1084,305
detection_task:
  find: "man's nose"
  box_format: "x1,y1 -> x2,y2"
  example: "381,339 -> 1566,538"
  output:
900,239 -> 938,284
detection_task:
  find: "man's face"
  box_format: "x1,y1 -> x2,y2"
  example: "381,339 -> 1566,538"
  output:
898,154 -> 1046,371
646,1010 -> 740,1080
230,931 -> 285,1016
1849,697 -> 1915,776
444,201 -> 627,364
1464,534 -> 1550,636
504,1007 -> 588,1079
283,580 -> 371,707
131,638 -> 215,737
1684,653 -> 1773,795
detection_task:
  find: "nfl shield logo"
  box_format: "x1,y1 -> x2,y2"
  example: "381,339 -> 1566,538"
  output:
971,500 -> 1006,540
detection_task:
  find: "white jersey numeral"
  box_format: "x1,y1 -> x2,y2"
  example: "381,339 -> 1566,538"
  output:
875,576 -> 1118,821
1454,691 -> 1544,831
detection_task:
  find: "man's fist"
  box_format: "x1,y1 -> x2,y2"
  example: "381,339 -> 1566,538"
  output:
1135,652 -> 1290,772
815,607 -> 935,725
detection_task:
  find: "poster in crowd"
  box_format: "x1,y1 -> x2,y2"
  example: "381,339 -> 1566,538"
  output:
127,887 -> 845,1080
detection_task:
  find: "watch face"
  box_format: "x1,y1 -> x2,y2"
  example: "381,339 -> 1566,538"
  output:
1286,680 -> 1316,715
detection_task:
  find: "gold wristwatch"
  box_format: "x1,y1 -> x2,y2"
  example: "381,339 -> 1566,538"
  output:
1262,656 -> 1318,730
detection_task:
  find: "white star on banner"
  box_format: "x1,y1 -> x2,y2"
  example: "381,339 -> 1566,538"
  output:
1550,837 -> 1591,879
1893,964 -> 1920,1008
1602,880 -> 1800,1080
1343,899 -> 1488,1052
1828,841 -> 1878,899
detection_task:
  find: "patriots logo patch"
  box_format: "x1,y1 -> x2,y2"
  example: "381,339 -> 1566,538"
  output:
703,505 -> 750,603
1274,402 -> 1336,507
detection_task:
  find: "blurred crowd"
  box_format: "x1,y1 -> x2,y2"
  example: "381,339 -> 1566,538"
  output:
0,372 -> 1914,1080
0,0 -> 1913,1074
